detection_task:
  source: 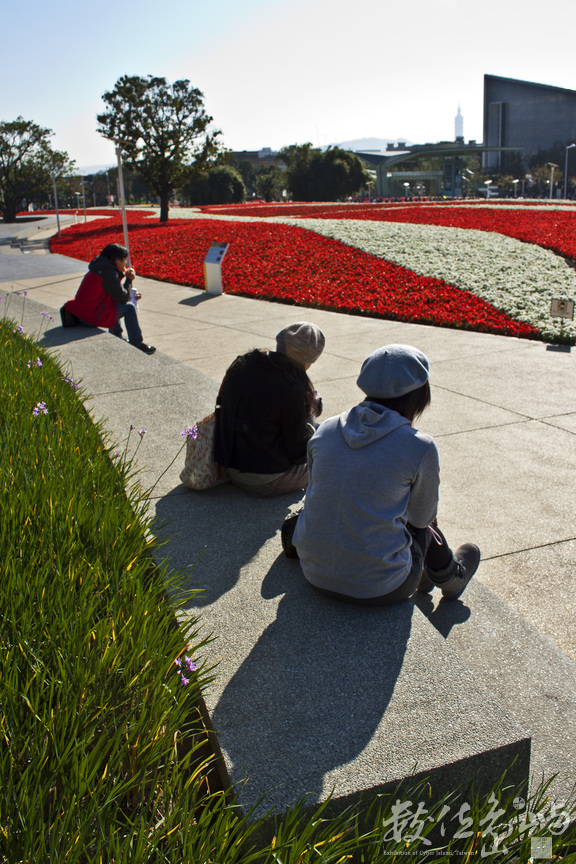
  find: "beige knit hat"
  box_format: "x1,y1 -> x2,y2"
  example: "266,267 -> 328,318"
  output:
276,322 -> 326,368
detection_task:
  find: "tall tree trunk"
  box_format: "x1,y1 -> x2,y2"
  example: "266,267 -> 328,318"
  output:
1,199 -> 18,223
159,189 -> 170,223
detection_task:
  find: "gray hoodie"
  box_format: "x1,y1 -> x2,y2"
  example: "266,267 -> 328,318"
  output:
293,401 -> 439,598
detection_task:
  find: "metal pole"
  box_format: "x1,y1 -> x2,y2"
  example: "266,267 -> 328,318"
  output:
115,144 -> 130,263
564,145 -> 576,199
548,163 -> 558,200
80,178 -> 87,221
52,174 -> 61,237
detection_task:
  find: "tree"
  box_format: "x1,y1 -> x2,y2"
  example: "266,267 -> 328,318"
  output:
255,165 -> 285,201
0,118 -> 73,223
97,75 -> 220,222
281,143 -> 371,201
183,165 -> 246,205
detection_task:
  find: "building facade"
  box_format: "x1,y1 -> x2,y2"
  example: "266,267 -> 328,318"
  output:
483,74 -> 576,170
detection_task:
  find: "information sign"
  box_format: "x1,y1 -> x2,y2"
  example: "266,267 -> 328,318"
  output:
550,298 -> 575,319
204,242 -> 229,294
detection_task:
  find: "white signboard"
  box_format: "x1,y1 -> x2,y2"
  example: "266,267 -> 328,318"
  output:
204,242 -> 229,295
550,298 -> 575,320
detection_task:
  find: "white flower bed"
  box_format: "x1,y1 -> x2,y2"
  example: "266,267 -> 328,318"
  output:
277,217 -> 576,341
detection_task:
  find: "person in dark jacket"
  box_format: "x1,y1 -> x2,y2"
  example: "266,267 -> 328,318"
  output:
61,243 -> 156,354
214,322 -> 326,496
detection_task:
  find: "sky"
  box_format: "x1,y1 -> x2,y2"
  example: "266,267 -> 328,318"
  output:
2,0 -> 575,172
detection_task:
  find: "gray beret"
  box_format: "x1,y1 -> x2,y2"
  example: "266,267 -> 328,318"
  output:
357,344 -> 430,398
276,322 -> 326,368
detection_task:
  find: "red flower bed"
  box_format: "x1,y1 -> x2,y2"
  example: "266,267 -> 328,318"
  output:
49,213 -> 540,339
201,202 -> 576,259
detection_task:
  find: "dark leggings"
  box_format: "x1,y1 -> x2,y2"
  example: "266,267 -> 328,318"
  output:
312,523 -> 453,607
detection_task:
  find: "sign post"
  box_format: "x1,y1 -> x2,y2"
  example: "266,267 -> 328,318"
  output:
204,242 -> 229,295
550,297 -> 575,343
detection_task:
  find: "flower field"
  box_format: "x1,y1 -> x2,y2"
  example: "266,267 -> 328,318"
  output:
48,200 -> 576,343
201,201 -> 576,260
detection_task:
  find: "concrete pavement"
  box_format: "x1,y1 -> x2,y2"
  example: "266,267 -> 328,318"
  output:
3,214 -> 576,815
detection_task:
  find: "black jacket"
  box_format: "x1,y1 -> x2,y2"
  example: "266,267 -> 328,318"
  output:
88,255 -> 131,304
214,350 -> 314,473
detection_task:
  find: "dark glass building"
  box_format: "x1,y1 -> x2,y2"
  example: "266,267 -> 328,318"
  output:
484,74 -> 576,171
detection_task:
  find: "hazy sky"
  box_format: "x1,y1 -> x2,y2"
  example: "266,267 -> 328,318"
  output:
3,0 -> 575,171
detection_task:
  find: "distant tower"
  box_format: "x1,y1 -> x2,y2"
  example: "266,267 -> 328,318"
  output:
455,104 -> 464,140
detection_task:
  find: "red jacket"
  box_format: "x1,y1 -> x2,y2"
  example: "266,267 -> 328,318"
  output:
64,255 -> 130,329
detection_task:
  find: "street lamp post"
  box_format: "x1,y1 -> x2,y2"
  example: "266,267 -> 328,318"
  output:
80,178 -> 87,222
564,144 -> 576,199
547,163 -> 559,200
115,144 -> 130,262
51,175 -> 61,237
512,179 -> 519,198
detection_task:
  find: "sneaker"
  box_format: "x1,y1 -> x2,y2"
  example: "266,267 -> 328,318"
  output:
441,543 -> 480,600
136,343 -> 156,355
417,570 -> 434,593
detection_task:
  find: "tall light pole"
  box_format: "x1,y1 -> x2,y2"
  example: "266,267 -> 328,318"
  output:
548,162 -> 559,200
115,144 -> 130,262
564,144 -> 576,199
51,174 -> 61,236
80,177 -> 87,222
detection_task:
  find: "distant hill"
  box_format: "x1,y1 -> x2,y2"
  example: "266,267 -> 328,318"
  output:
76,164 -> 115,175
329,137 -> 413,152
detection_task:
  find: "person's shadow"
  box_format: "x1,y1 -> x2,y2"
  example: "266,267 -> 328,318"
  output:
41,322 -> 101,348
211,554 -> 414,816
154,485 -> 305,607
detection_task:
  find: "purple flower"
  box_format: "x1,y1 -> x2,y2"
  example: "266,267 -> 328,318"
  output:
13,325 -> 25,335
138,429 -> 146,437
41,311 -> 53,320
183,655 -> 197,674
181,425 -> 199,440
174,654 -> 196,686
32,401 -> 48,417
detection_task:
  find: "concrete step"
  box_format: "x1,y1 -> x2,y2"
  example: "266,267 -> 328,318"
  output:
11,290 -> 575,819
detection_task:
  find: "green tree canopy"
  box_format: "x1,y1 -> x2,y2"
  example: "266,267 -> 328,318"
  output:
255,165 -> 286,201
97,75 -> 220,221
183,165 -> 246,205
281,143 -> 371,201
0,118 -> 73,223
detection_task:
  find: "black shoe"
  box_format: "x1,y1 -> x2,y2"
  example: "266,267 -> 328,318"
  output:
417,570 -> 435,593
136,343 -> 156,355
281,510 -> 301,559
60,304 -> 79,328
441,543 -> 480,600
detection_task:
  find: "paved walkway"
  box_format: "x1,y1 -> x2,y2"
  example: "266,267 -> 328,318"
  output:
3,214 -> 576,809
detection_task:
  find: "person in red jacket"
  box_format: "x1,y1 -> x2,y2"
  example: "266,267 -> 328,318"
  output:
61,243 -> 156,354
